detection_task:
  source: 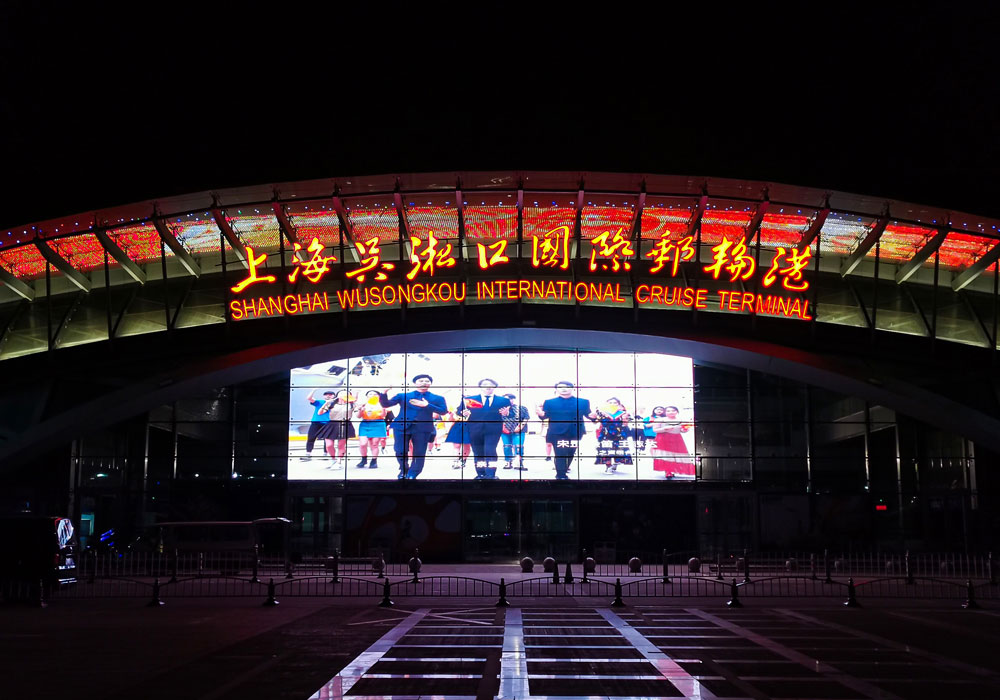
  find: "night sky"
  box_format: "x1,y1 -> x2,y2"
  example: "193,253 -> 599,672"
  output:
1,7 -> 998,228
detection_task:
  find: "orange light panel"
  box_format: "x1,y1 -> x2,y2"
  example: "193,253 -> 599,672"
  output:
523,206 -> 575,240
106,223 -> 167,264
287,210 -> 341,249
228,213 -> 281,251
581,205 -> 634,239
702,209 -> 753,245
464,205 -> 517,240
759,213 -> 812,249
936,232 -> 997,270
348,206 -> 400,242
640,207 -> 692,239
406,206 -> 458,239
871,224 -> 936,263
0,244 -> 48,280
48,234 -> 109,272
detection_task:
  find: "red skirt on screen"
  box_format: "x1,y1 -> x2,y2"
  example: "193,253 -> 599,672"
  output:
652,431 -> 694,477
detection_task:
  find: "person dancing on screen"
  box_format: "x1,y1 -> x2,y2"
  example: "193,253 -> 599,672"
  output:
594,397 -> 633,474
302,389 -> 335,462
316,390 -> 355,468
355,390 -> 393,469
379,374 -> 448,479
650,405 -> 694,478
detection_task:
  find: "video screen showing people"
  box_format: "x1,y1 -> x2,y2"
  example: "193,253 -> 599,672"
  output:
287,352 -> 695,481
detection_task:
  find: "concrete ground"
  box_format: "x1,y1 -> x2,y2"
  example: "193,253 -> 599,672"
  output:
2,593 -> 999,700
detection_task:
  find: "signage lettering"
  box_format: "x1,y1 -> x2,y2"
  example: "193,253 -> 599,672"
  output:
226,228 -> 814,322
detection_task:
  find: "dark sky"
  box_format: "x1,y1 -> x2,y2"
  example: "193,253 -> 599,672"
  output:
1,7 -> 998,228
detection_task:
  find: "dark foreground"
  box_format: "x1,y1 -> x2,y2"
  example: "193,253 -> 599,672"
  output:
2,595 -> 999,700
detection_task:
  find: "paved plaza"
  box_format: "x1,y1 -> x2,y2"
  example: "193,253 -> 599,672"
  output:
3,595 -> 1000,699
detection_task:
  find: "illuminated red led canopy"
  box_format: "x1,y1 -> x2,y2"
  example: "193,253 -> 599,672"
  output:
464,205 -> 517,240
106,223 -> 167,264
0,244 -> 49,280
48,234 -> 108,272
347,202 -> 399,243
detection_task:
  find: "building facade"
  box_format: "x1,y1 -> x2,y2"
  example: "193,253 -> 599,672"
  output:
1,172 -> 998,560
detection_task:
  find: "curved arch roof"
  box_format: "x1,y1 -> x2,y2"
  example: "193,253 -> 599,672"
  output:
1,171 -> 999,359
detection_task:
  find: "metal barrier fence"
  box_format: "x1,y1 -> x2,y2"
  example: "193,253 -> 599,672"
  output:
77,550 -> 410,581
583,549 -> 999,582
28,569 -> 997,609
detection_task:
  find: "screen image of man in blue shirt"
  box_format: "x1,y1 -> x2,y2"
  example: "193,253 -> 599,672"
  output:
459,378 -> 511,480
302,389 -> 335,461
379,374 -> 448,479
536,381 -> 598,480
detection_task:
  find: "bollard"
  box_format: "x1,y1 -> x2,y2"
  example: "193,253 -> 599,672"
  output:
905,550 -> 914,585
715,553 -> 724,581
962,579 -> 980,610
330,549 -> 341,584
843,578 -> 860,608
611,578 -> 625,608
169,549 -> 178,584
662,548 -> 672,585
552,564 -> 560,585
36,579 -> 48,609
564,562 -> 574,585
378,578 -> 394,607
409,549 -> 422,584
810,552 -> 817,580
147,577 -> 165,607
497,577 -> 510,607
262,578 -> 279,606
824,549 -> 833,584
743,549 -> 751,584
727,578 -> 742,608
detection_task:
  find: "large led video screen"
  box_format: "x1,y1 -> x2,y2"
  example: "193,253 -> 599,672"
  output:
288,352 -> 694,481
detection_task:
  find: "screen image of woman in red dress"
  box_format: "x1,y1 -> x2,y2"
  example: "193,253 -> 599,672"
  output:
650,405 -> 695,479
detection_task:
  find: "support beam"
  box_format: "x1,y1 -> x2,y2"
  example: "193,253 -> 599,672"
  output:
687,189 -> 709,239
895,229 -> 947,284
0,265 -> 34,301
211,202 -> 249,269
111,285 -> 139,338
796,197 -> 831,253
393,190 -> 412,240
35,240 -> 91,292
900,284 -> 932,337
961,291 -> 993,347
0,299 -> 28,353
271,199 -> 299,247
94,230 -> 146,284
330,193 -> 359,264
840,214 -> 889,277
51,292 -> 85,348
153,215 -> 201,277
170,277 -> 196,330
953,240 -> 1000,291
741,191 -> 769,244
630,189 -> 646,245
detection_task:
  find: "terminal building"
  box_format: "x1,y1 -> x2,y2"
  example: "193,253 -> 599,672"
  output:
1,171 -> 998,561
